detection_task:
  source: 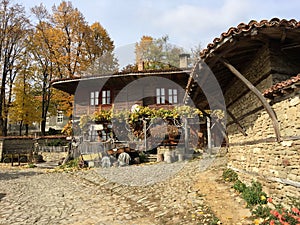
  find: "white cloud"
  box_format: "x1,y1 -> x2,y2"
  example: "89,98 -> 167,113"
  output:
152,0 -> 254,48
17,0 -> 300,50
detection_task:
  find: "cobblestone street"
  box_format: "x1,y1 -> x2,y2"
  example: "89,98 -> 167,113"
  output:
0,158 -> 252,225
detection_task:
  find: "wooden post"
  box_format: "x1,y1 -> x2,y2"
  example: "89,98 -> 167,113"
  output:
220,58 -> 281,142
207,117 -> 212,150
184,117 -> 189,153
143,119 -> 147,151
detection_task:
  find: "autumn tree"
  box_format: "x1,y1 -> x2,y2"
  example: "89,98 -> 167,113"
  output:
30,1 -> 115,135
30,4 -> 56,135
135,35 -> 184,69
9,60 -> 40,136
83,22 -> 118,75
0,0 -> 29,136
135,36 -> 154,64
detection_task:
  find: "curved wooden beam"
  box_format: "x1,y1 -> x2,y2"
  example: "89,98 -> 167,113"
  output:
220,58 -> 281,142
227,110 -> 247,137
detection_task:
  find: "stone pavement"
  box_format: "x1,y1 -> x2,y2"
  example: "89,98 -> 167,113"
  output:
0,159 -> 224,225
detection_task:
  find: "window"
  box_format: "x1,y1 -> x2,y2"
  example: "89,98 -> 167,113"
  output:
168,89 -> 178,104
102,90 -> 111,105
156,88 -> 178,104
90,91 -> 99,106
57,111 -> 64,124
156,88 -> 165,104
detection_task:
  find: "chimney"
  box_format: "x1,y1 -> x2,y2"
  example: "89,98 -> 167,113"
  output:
138,61 -> 144,71
179,53 -> 190,69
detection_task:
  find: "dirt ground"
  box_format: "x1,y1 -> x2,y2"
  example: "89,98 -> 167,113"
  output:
193,158 -> 253,224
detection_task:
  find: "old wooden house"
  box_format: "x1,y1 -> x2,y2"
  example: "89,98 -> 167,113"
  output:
52,58 -> 202,152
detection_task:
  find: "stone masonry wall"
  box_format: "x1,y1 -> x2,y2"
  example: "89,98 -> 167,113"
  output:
227,93 -> 300,202
225,42 -> 300,202
0,136 -> 68,162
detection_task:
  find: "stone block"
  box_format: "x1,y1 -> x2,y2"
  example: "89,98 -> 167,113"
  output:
290,95 -> 300,106
287,173 -> 298,182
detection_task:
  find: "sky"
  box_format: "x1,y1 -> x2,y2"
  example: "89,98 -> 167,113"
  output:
15,0 -> 300,66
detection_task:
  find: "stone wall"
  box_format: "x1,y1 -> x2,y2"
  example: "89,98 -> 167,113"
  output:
227,91 -> 300,202
225,41 -> 300,202
0,136 -> 68,162
0,138 -> 34,161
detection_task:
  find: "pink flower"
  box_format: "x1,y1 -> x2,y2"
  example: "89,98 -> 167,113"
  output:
292,207 -> 300,215
268,197 -> 273,203
270,220 -> 275,225
271,210 -> 279,217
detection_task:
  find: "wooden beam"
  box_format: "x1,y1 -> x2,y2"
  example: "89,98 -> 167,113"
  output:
183,41 -> 237,104
220,58 -> 281,142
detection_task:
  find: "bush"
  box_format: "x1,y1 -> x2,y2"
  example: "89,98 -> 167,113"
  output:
47,128 -> 60,135
46,139 -> 64,146
222,168 -> 238,182
233,180 -> 247,193
252,204 -> 272,219
27,163 -> 36,168
241,181 -> 267,207
58,158 -> 82,170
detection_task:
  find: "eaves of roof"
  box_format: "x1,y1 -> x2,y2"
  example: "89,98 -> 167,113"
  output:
200,18 -> 300,59
263,74 -> 300,98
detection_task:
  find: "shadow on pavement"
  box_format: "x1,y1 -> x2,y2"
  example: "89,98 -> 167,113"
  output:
0,170 -> 43,181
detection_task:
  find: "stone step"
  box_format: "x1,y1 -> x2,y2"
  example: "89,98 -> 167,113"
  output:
144,154 -> 157,162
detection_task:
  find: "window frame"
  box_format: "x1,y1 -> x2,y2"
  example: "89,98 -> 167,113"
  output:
156,88 -> 166,104
101,90 -> 111,105
168,88 -> 178,104
156,88 -> 178,105
90,91 -> 99,106
56,111 -> 64,124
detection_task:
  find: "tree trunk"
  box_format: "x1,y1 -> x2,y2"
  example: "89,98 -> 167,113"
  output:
19,121 -> 23,136
41,119 -> 46,136
25,124 -> 28,136
3,117 -> 8,136
0,71 -> 7,136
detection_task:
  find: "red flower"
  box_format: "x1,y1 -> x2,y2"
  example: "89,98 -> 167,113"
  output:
268,197 -> 273,203
292,207 -> 300,215
270,220 -> 275,225
271,210 -> 280,217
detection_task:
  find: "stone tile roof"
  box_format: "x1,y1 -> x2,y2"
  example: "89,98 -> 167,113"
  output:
200,18 -> 300,59
263,74 -> 300,98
